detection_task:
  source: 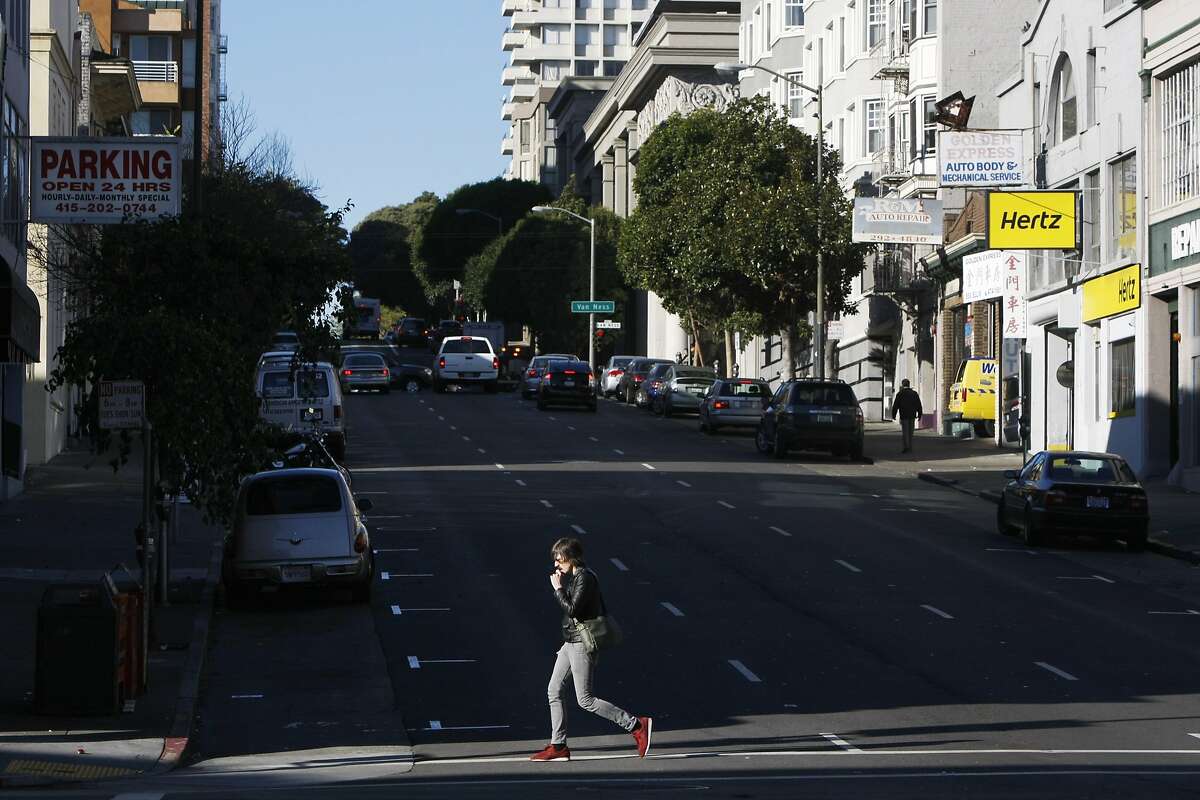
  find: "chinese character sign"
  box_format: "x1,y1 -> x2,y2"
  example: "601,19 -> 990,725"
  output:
1001,252 -> 1028,339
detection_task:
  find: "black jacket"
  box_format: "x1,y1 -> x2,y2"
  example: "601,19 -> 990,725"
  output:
891,387 -> 923,420
553,568 -> 603,644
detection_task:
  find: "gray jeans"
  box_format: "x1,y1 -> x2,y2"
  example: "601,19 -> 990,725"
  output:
900,417 -> 915,450
547,641 -> 636,744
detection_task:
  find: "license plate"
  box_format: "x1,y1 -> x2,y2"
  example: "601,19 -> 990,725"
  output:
281,565 -> 310,583
816,414 -> 834,424
688,388 -> 706,396
302,408 -> 323,421
564,380 -> 575,387
1086,496 -> 1110,509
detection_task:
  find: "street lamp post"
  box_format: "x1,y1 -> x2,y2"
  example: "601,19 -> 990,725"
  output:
532,206 -> 596,369
715,62 -> 826,380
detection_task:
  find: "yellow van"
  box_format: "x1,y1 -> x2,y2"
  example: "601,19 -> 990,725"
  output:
948,357 -> 999,436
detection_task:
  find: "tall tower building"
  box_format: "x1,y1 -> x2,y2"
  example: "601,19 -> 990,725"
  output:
501,0 -> 651,187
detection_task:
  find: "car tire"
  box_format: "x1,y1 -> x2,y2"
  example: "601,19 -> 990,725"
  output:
755,425 -> 772,455
381,386 -> 391,394
772,432 -> 789,459
662,400 -> 673,418
1021,506 -> 1040,547
433,379 -> 445,394
849,440 -> 863,461
1125,527 -> 1148,553
404,378 -> 421,393
996,497 -> 1015,536
974,420 -> 995,438
625,388 -> 634,405
351,580 -> 372,604
537,397 -> 547,411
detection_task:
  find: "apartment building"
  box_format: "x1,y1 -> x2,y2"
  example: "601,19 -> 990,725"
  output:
1142,0 -> 1200,489
0,0 -> 34,500
79,0 -> 224,164
501,0 -> 651,190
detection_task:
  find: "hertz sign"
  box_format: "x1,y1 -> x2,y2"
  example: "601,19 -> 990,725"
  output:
986,190 -> 1079,250
1082,263 -> 1141,323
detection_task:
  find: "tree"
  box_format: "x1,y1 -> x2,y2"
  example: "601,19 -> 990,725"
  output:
46,163 -> 351,524
620,95 -> 869,377
415,178 -> 552,309
349,195 -> 439,316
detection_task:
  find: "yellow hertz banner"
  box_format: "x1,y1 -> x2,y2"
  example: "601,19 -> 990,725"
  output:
986,191 -> 1079,249
1082,263 -> 1141,323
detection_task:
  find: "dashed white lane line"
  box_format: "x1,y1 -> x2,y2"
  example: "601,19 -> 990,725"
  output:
438,416 -> 445,421
568,426 -> 576,431
408,657 -> 477,669
614,448 -> 625,455
462,435 -> 471,442
549,416 -> 558,421
427,407 -> 435,412
642,462 -> 656,471
1034,661 -> 1079,681
515,479 -> 527,487
1190,733 -> 1200,740
477,448 -> 486,454
391,607 -> 451,616
660,602 -> 685,617
819,733 -> 863,753
425,721 -> 510,732
676,480 -> 692,488
589,436 -> 599,442
835,559 -> 862,573
230,693 -> 264,699
921,605 -> 954,620
717,500 -> 735,509
1056,575 -> 1115,583
610,558 -> 629,572
540,499 -> 553,509
727,659 -> 762,683
571,524 -> 587,535
495,463 -> 505,470
986,548 -> 1038,555
374,548 -> 420,553
450,425 -> 457,431
769,526 -> 792,537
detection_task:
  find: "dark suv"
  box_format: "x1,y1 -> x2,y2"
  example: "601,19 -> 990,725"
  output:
537,360 -> 597,412
395,317 -> 427,348
755,380 -> 864,460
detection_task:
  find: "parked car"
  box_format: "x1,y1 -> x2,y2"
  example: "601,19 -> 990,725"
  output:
537,360 -> 597,412
597,355 -> 636,398
256,361 -> 346,461
652,365 -> 717,417
271,331 -> 301,352
996,451 -> 1149,550
755,379 -> 864,460
222,468 -> 375,608
636,363 -> 675,409
381,353 -> 433,393
340,352 -> 391,394
395,317 -> 428,348
521,354 -> 576,399
618,358 -> 674,405
427,319 -> 463,351
433,335 -> 500,393
699,378 -> 771,433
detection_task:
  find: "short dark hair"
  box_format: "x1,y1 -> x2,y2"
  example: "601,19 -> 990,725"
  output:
551,537 -> 585,568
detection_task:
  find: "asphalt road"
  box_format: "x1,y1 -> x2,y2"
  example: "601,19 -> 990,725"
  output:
46,345 -> 1200,799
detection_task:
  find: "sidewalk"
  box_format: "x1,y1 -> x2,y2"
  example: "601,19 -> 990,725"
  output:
0,445 -> 223,788
864,423 -> 1200,564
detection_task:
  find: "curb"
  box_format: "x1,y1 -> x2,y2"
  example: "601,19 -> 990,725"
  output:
916,472 -> 1200,565
151,539 -> 224,774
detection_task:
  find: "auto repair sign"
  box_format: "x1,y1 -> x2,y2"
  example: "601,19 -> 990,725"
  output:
30,137 -> 181,224
938,130 -> 1025,187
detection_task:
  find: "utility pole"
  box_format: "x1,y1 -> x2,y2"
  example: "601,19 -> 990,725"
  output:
191,0 -> 204,214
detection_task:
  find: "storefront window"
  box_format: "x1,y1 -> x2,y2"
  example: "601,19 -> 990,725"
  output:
1110,337 -> 1135,416
1110,155 -> 1137,263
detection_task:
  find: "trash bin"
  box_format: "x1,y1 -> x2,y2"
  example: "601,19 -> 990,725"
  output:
34,580 -> 123,716
110,569 -> 145,698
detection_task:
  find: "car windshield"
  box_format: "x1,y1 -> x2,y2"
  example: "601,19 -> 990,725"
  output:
721,381 -> 768,397
674,369 -> 715,380
1046,456 -> 1135,483
442,339 -> 492,354
343,355 -> 384,367
260,371 -> 293,398
610,357 -> 634,368
792,384 -> 857,406
246,475 -> 343,515
550,362 -> 589,374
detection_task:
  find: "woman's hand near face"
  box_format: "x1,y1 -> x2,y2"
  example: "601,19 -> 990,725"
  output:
550,569 -> 562,590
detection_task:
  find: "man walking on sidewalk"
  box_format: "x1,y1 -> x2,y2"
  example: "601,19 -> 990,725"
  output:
531,537 -> 652,762
891,379 -> 923,454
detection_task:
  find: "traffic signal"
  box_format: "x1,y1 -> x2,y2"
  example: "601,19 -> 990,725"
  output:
595,328 -> 605,338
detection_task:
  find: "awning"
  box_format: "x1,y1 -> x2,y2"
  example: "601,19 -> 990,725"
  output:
0,263 -> 40,364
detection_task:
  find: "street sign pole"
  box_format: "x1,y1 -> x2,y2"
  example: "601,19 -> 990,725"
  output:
588,219 -> 596,370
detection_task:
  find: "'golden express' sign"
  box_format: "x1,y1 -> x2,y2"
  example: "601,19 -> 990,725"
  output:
986,191 -> 1079,249
1082,263 -> 1141,323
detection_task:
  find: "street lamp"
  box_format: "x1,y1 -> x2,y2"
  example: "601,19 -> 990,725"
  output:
714,62 -> 827,380
532,205 -> 597,369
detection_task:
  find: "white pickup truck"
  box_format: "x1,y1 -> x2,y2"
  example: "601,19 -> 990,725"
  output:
433,335 -> 499,393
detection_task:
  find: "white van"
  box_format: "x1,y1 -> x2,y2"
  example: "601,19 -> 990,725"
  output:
255,361 -> 346,461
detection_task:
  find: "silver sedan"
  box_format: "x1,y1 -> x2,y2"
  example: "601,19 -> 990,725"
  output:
222,468 -> 375,607
698,378 -> 771,433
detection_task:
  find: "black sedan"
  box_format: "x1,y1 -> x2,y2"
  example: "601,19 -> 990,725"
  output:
537,360 -> 597,412
996,450 -> 1149,550
383,354 -> 434,393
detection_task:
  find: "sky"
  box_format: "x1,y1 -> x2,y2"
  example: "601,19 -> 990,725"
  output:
222,0 -> 510,231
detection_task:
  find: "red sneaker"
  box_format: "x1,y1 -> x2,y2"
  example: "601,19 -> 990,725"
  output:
530,743 -> 571,761
632,716 -> 653,758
